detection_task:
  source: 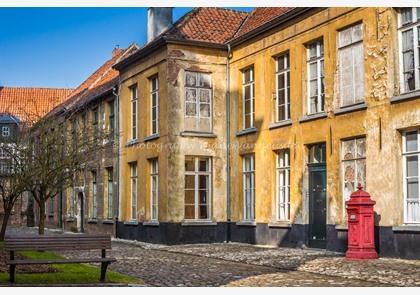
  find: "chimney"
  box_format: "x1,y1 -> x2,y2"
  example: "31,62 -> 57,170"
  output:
112,46 -> 122,58
147,7 -> 173,43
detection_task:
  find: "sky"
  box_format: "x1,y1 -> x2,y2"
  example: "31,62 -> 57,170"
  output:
0,7 -> 253,89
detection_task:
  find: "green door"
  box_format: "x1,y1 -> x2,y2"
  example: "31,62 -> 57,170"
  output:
308,143 -> 327,249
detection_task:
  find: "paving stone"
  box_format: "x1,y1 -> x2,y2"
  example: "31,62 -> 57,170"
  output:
5,227 -> 419,287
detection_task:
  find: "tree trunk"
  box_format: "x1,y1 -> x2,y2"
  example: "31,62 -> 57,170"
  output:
38,201 -> 46,235
0,209 -> 12,241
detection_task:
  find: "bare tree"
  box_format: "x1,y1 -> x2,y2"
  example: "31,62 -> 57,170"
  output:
0,134 -> 28,240
17,105 -> 111,235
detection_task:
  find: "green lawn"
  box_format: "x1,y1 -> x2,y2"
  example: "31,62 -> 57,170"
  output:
0,241 -> 141,286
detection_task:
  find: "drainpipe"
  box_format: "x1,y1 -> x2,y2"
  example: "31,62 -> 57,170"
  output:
113,83 -> 120,238
226,44 -> 232,243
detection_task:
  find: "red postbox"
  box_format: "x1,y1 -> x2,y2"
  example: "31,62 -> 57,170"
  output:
345,185 -> 378,259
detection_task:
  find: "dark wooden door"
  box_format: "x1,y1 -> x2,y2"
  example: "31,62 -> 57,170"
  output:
308,163 -> 327,248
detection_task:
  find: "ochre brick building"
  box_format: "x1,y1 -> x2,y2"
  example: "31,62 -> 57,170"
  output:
115,7 -> 420,258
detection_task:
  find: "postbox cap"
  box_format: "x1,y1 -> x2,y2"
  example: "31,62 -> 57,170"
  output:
346,184 -> 376,205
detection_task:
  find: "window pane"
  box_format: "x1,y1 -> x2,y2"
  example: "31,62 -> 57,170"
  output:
199,175 -> 208,189
200,104 -> 210,118
185,190 -> 195,204
185,157 -> 195,171
339,27 -> 352,47
407,178 -> 419,199
199,190 -> 208,204
308,43 -> 317,59
199,159 -> 209,172
344,161 -> 356,199
199,205 -> 208,219
185,205 -> 195,219
244,68 -> 252,83
244,85 -> 251,100
406,131 -> 418,152
186,88 -> 197,102
186,72 -> 197,86
353,43 -> 365,101
401,8 -> 413,25
356,138 -> 366,158
407,156 -> 419,177
199,73 -> 211,88
186,103 -> 197,116
352,23 -> 363,42
200,89 -> 211,103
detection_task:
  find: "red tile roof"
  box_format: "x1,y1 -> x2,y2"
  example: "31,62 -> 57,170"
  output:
51,44 -> 138,115
167,7 -> 249,44
234,7 -> 293,39
0,87 -> 73,124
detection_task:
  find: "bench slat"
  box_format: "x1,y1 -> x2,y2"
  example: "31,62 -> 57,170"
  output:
5,235 -> 112,251
7,258 -> 116,265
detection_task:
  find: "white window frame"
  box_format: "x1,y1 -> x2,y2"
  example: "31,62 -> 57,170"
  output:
338,22 -> 364,107
107,167 -> 113,220
91,171 -> 97,219
242,67 -> 255,129
150,76 -> 159,135
243,154 -> 255,221
275,54 -> 291,121
184,71 -> 213,132
276,149 -> 290,221
150,158 -> 159,221
341,137 -> 366,216
2,126 -> 10,137
307,40 -> 325,114
398,8 -> 420,93
130,162 -> 138,221
184,156 -> 212,220
403,129 -> 420,224
130,85 -> 138,140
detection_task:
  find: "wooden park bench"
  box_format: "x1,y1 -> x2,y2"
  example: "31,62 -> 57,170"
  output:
4,234 -> 116,283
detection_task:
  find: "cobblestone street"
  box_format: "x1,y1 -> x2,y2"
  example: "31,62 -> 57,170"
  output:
5,227 -> 420,287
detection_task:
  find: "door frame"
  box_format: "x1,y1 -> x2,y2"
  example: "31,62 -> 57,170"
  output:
308,162 -> 327,248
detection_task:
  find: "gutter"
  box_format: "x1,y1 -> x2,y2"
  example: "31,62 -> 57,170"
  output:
226,44 -> 232,243
115,77 -> 122,238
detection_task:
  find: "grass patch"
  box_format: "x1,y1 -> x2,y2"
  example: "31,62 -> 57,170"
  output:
0,242 -> 141,285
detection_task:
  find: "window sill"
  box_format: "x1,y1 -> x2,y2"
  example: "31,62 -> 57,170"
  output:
102,219 -> 114,224
390,90 -> 420,104
392,225 -> 420,232
181,220 -> 217,226
143,220 -> 160,226
236,220 -> 256,227
65,217 -> 75,222
268,119 -> 292,130
268,221 -> 291,228
123,220 -> 139,226
87,218 -> 98,224
335,224 -> 348,231
144,133 -> 160,142
126,139 -> 139,147
299,112 -> 328,123
236,127 -> 258,137
334,102 -> 367,116
180,131 -> 217,138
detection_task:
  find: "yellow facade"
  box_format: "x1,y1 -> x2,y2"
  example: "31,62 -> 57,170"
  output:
229,7 -> 419,229
118,44 -> 229,223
